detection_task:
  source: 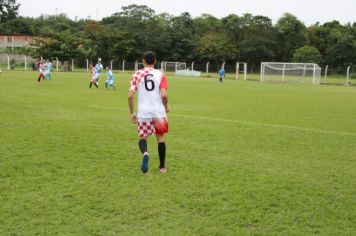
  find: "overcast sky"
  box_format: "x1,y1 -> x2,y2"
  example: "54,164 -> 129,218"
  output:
17,0 -> 356,26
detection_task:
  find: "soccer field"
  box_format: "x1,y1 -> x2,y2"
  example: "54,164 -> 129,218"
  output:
1,71 -> 355,235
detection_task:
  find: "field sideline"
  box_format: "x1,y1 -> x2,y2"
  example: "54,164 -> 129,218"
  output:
1,71 -> 356,235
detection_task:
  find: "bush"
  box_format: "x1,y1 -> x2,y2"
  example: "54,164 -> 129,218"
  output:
292,46 -> 323,65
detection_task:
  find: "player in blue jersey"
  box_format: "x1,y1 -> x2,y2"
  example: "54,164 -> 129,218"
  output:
218,66 -> 225,83
45,61 -> 52,80
95,58 -> 103,85
105,67 -> 116,90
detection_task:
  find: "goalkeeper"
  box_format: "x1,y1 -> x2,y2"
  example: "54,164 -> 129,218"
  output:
218,66 -> 225,83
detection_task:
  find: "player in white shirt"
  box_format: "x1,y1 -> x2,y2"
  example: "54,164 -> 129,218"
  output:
45,61 -> 52,80
105,66 -> 116,89
95,58 -> 103,85
37,61 -> 46,83
89,63 -> 98,88
128,51 -> 169,174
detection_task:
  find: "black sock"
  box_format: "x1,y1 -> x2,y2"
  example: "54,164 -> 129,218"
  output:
38,77 -> 41,82
138,139 -> 147,154
94,83 -> 98,88
158,142 -> 166,168
89,82 -> 92,88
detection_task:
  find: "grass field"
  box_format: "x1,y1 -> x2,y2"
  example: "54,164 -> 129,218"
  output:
1,71 -> 356,235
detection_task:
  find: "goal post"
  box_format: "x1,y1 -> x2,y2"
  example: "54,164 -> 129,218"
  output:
236,62 -> 247,80
346,66 -> 351,86
134,61 -> 145,70
163,61 -> 186,72
260,62 -> 321,84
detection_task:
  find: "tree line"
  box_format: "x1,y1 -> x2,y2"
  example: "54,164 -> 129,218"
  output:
0,1 -> 355,73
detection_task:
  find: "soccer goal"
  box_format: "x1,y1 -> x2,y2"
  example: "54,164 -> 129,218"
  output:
260,62 -> 321,84
163,61 -> 186,72
134,61 -> 145,70
236,62 -> 247,80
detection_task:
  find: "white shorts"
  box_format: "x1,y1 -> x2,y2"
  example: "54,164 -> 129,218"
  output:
92,73 -> 99,81
106,79 -> 114,84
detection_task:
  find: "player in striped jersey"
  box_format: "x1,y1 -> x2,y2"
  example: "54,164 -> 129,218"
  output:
89,64 -> 98,88
128,51 -> 169,174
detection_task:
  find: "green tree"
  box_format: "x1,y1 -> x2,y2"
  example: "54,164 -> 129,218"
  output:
33,14 -> 77,35
0,0 -> 19,23
168,12 -> 195,61
193,14 -> 223,37
275,13 -> 308,61
97,27 -> 135,62
221,14 -> 248,43
118,4 -> 155,20
102,5 -> 159,60
238,15 -> 277,69
323,22 -> 355,70
292,46 -> 323,64
0,17 -> 34,34
81,20 -> 105,59
142,14 -> 172,60
307,23 -> 327,58
196,32 -> 236,63
32,30 -> 90,67
308,21 -> 356,71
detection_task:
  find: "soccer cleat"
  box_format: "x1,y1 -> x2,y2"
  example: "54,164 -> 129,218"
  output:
141,154 -> 149,174
159,167 -> 167,173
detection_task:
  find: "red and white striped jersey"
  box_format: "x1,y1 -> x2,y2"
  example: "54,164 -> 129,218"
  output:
130,68 -> 168,119
38,63 -> 44,73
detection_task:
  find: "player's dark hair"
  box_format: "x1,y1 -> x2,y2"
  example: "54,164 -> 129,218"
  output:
143,51 -> 156,65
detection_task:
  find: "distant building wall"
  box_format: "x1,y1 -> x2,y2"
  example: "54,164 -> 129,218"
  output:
0,35 -> 37,48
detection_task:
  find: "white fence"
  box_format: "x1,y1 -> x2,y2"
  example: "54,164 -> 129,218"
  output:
0,53 -> 36,71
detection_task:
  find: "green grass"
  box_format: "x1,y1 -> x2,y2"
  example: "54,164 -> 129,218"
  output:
1,71 -> 356,235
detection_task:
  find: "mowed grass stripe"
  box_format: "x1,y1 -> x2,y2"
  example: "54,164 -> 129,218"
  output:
172,113 -> 356,137
3,92 -> 356,137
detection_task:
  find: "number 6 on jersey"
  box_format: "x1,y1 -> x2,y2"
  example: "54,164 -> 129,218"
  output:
144,74 -> 155,91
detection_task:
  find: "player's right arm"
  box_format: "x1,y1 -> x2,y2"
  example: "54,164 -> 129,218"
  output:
128,73 -> 139,123
160,89 -> 169,113
128,90 -> 138,123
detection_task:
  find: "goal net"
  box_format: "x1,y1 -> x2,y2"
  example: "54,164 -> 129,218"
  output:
261,62 -> 321,84
163,61 -> 186,72
134,62 -> 144,70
